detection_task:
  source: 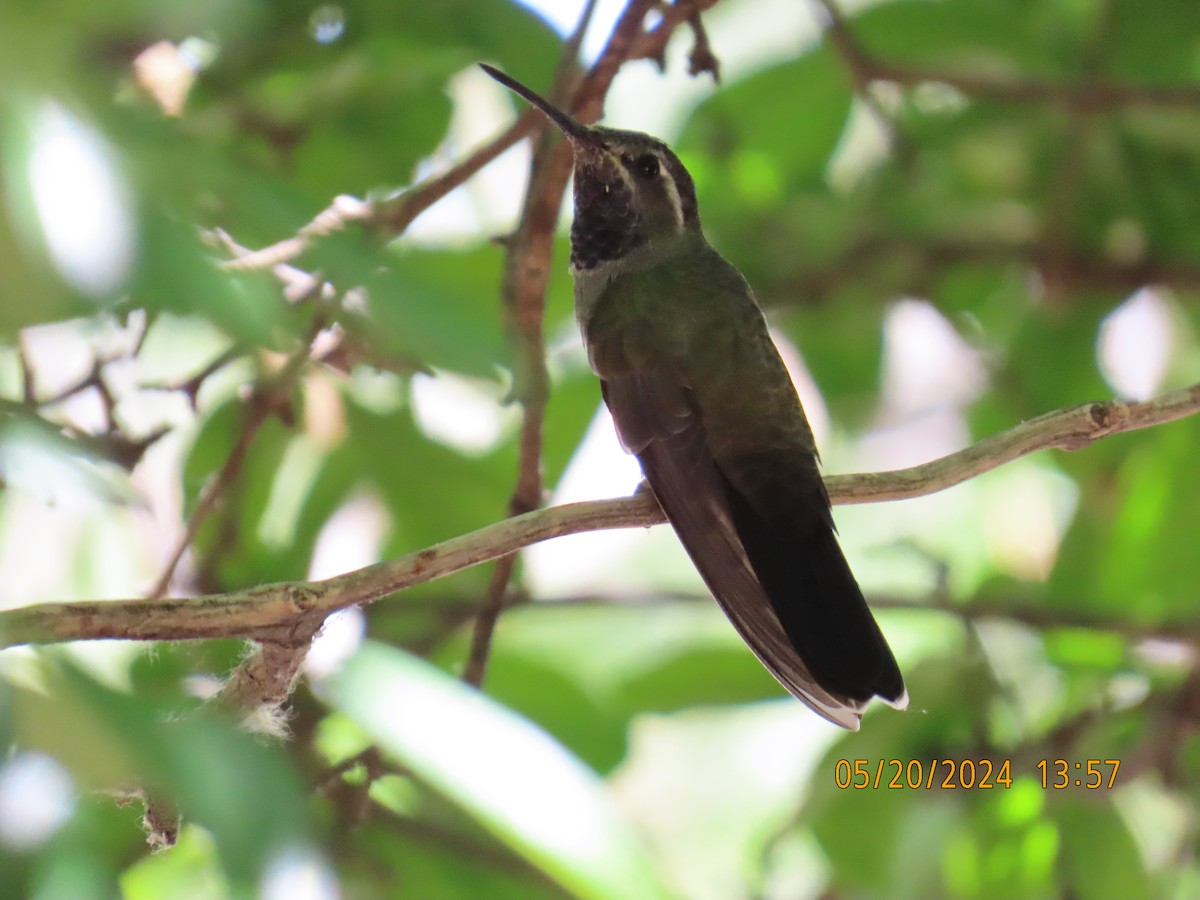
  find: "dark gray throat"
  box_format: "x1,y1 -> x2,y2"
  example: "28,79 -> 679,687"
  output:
569,174 -> 646,270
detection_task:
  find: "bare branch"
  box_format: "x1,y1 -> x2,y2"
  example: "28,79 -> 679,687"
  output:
2,381 -> 1196,653
373,113 -> 542,238
214,640 -> 311,713
140,347 -> 244,409
220,196 -> 374,273
216,111 -> 542,274
832,382 -> 1200,504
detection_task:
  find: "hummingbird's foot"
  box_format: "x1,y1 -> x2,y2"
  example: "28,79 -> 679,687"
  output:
633,478 -> 663,511
634,477 -> 664,504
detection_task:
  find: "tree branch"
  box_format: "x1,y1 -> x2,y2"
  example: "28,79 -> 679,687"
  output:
218,114 -> 544,273
835,381 -> 1200,503
2,382 -> 1195,652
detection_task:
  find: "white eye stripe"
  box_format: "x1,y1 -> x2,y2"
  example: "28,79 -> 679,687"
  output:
659,161 -> 685,230
607,146 -> 685,232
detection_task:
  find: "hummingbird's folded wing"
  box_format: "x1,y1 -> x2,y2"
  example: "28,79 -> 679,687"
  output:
602,372 -> 869,730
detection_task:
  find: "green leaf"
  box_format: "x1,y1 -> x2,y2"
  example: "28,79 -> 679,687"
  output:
542,367 -> 602,492
1107,0 -> 1200,85
340,398 -> 514,553
14,657 -> 310,891
479,650 -> 629,774
1054,796 -> 1153,900
304,236 -> 511,378
0,179 -> 84,332
614,641 -> 784,713
342,819 -> 572,900
681,48 -> 852,190
120,826 -> 229,900
1051,418 -> 1200,621
853,0 -> 1077,77
325,642 -> 673,900
776,293 -> 885,426
1042,628 -> 1128,672
133,208 -> 289,346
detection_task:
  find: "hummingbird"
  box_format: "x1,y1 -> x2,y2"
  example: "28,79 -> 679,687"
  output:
481,64 -> 906,729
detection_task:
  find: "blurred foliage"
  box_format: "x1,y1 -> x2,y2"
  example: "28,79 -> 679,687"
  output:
1,0 -> 1200,899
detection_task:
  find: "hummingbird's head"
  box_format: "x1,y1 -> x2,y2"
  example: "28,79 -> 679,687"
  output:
480,64 -> 701,272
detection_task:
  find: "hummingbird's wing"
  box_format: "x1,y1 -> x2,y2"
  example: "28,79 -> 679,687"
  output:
602,372 -> 873,730
585,244 -> 905,729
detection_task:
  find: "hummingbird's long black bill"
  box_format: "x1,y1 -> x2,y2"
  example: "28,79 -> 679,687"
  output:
479,64 -> 598,148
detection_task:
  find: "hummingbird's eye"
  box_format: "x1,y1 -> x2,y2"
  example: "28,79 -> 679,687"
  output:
631,153 -> 660,180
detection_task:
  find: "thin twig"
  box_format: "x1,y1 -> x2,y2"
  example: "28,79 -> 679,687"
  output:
627,1 -> 722,79
806,0 -> 904,158
218,112 -> 543,273
375,112 -> 541,237
2,381 -> 1196,652
219,196 -> 373,273
316,746 -> 387,791
685,12 -> 721,81
871,594 -> 1200,644
146,328 -> 321,599
836,382 -> 1200,503
1039,1 -> 1116,303
17,338 -> 36,405
145,403 -> 267,599
37,360 -> 106,409
208,228 -> 335,303
140,347 -> 244,409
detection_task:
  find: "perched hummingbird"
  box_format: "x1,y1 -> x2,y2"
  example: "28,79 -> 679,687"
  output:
481,64 -> 906,729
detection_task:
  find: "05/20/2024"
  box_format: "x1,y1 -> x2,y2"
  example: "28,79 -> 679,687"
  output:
834,758 -> 1121,790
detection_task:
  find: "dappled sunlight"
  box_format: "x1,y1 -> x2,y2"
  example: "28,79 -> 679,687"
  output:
611,702 -> 838,900
260,846 -> 341,900
308,492 -> 391,581
330,644 -> 669,898
1098,288 -> 1175,401
305,608 -> 366,682
842,299 -> 995,594
981,463 -> 1077,582
879,298 -> 987,422
859,298 -> 986,472
25,103 -> 135,297
410,371 -> 515,455
0,753 -> 75,851
526,403 -> 654,598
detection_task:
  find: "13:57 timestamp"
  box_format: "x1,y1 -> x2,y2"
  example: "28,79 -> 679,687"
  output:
1037,758 -> 1121,789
